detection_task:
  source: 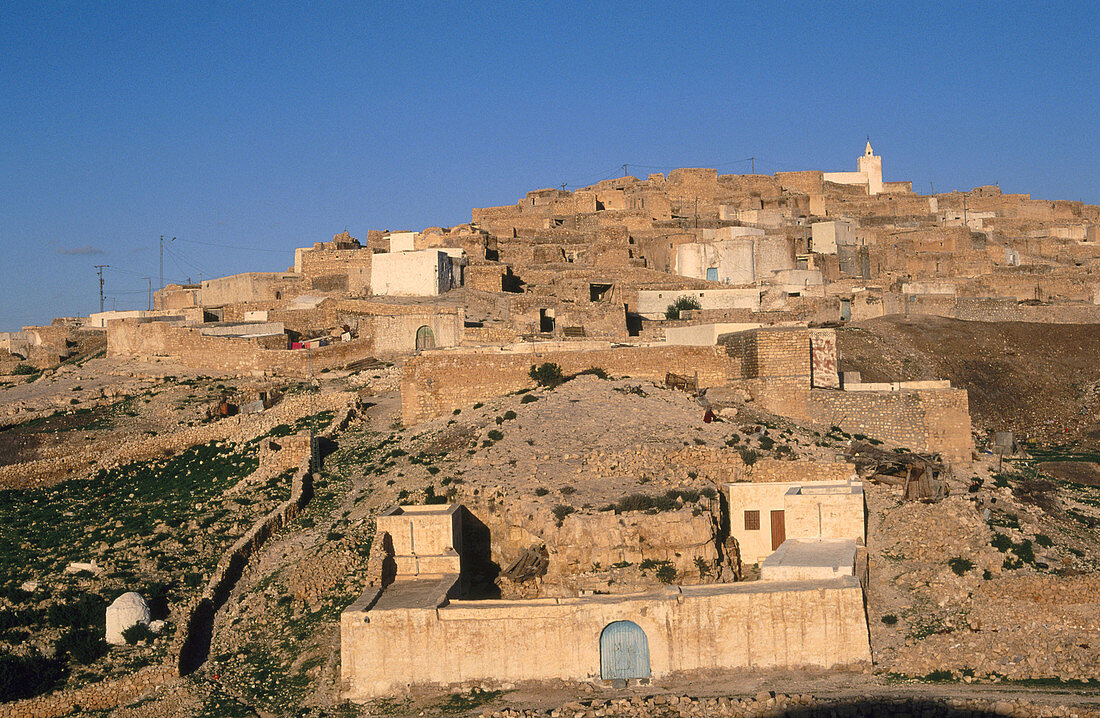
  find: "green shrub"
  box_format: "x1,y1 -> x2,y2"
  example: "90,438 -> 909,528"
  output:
473,402 -> 484,409
1035,534 -> 1053,548
551,505 -> 575,527
529,362 -> 564,388
575,367 -> 608,379
55,627 -> 108,664
948,557 -> 974,576
121,622 -> 155,645
11,364 -> 37,375
502,410 -> 517,420
487,430 -> 504,441
725,434 -> 740,445
924,669 -> 954,682
758,435 -> 774,450
534,487 -> 549,497
560,486 -> 576,495
738,447 -> 758,466
615,493 -> 677,513
520,394 -> 538,404
881,614 -> 898,625
47,594 -> 105,631
0,651 -> 67,702
990,533 -> 1013,552
664,296 -> 702,320
655,563 -> 678,584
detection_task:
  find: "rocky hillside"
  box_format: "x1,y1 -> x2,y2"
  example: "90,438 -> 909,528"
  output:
837,316 -> 1100,446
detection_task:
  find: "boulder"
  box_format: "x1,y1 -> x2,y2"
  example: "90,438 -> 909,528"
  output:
105,592 -> 151,645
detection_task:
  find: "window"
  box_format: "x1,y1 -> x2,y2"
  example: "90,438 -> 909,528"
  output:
744,510 -> 760,530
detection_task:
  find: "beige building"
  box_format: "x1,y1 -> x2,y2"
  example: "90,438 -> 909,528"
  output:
810,220 -> 856,255
726,479 -> 864,565
341,503 -> 871,699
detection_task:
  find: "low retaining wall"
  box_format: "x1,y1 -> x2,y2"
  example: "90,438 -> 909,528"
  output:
0,666 -> 178,718
177,465 -> 314,673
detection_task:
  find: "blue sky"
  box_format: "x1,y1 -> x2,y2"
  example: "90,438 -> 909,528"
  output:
2,2 -> 1097,330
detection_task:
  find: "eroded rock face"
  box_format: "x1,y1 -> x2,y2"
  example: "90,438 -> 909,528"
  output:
105,591 -> 150,645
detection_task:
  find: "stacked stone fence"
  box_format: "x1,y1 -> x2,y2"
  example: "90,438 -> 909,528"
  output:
0,666 -> 178,718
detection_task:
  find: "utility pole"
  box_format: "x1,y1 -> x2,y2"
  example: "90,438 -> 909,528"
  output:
144,276 -> 152,311
94,265 -> 108,313
560,182 -> 567,191
158,235 -> 175,291
622,163 -> 628,178
750,157 -> 755,174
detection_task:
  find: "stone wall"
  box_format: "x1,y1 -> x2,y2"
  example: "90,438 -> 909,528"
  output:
807,388 -> 973,463
341,577 -> 870,699
0,666 -> 178,718
401,344 -> 737,424
107,319 -> 378,376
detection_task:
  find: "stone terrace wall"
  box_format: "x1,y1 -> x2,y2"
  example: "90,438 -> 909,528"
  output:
907,296 -> 1100,324
808,388 -> 973,463
0,666 -> 178,718
402,345 -> 738,424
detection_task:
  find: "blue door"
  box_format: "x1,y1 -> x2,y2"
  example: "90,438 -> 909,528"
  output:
706,267 -> 718,282
600,620 -> 650,679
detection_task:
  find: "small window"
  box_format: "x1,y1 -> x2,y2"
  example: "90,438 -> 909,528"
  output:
744,510 -> 760,530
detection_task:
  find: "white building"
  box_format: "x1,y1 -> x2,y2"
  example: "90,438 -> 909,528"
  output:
824,142 -> 883,195
370,249 -> 464,297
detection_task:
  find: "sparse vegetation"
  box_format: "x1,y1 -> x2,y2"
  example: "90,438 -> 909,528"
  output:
664,295 -> 701,320
529,362 -> 565,388
551,504 -> 575,526
948,557 -> 974,576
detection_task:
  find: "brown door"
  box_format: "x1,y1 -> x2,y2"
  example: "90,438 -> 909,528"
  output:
770,510 -> 786,551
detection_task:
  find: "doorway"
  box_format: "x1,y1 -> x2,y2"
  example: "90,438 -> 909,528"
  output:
599,621 -> 650,680
415,326 -> 435,351
770,510 -> 786,551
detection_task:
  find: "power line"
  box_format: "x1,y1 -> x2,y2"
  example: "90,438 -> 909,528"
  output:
175,237 -> 289,254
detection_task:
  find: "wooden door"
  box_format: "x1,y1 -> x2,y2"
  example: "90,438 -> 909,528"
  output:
770,510 -> 786,551
600,621 -> 651,680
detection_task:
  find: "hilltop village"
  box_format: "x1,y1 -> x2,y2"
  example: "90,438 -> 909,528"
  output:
2,145 -> 1100,717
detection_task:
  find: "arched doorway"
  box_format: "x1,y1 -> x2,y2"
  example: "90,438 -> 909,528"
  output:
415,325 -> 435,352
599,620 -> 650,680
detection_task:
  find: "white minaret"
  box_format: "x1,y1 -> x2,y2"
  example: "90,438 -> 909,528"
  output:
857,140 -> 883,195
